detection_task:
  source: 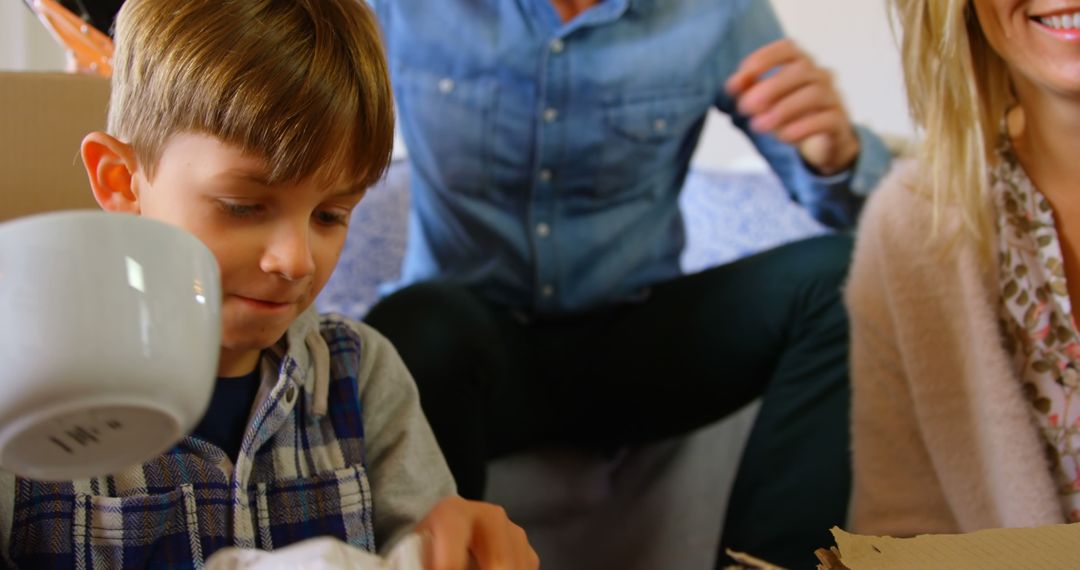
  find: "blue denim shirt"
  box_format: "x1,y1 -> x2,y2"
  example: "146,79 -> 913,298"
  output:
376,0 -> 892,315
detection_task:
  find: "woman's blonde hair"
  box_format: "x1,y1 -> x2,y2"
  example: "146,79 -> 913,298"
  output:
890,0 -> 1012,257
110,0 -> 393,190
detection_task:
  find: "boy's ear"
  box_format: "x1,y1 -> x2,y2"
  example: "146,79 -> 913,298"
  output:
81,131 -> 140,213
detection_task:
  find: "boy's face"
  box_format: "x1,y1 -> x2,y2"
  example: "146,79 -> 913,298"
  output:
130,133 -> 364,374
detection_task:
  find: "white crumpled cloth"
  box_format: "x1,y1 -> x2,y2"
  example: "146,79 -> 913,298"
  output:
205,533 -> 428,570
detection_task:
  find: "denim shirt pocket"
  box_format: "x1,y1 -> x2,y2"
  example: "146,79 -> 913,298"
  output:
394,67 -> 497,196
598,90 -> 711,198
73,484 -> 203,568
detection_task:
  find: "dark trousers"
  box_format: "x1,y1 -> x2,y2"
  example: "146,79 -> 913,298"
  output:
365,234 -> 853,569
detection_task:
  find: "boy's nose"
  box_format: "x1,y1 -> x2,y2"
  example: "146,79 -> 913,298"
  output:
261,222 -> 316,282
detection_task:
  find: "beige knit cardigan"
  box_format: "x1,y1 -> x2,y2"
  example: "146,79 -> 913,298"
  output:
845,160 -> 1065,536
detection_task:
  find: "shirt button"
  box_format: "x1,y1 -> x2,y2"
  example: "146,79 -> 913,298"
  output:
653,118 -> 668,132
541,284 -> 555,298
536,222 -> 551,238
543,108 -> 559,123
539,169 -> 553,182
550,39 -> 565,54
438,78 -> 455,94
285,386 -> 297,404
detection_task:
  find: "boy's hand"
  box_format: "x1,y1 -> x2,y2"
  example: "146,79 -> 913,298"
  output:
417,496 -> 539,570
725,38 -> 860,176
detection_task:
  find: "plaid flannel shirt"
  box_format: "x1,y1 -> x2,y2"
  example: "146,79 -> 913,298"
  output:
9,313 -> 376,569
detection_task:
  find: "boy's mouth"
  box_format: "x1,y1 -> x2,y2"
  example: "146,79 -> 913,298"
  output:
234,295 -> 295,311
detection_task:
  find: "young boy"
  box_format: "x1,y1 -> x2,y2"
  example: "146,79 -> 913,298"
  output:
0,0 -> 536,568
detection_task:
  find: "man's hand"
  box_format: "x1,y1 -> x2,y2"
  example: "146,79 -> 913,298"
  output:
726,39 -> 860,176
416,496 -> 539,570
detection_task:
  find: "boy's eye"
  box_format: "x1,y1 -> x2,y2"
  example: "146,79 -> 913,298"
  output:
314,209 -> 349,227
217,201 -> 263,218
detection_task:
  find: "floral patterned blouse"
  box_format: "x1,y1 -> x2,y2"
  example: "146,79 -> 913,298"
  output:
995,141 -> 1080,522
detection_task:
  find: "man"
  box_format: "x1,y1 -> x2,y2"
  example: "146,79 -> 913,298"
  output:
367,1 -> 891,567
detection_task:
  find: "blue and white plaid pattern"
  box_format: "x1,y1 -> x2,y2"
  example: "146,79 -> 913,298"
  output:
9,315 -> 374,569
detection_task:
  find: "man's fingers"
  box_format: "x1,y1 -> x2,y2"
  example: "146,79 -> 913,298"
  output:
726,39 -> 859,174
736,58 -> 827,116
749,81 -> 836,133
776,108 -> 848,144
725,38 -> 802,96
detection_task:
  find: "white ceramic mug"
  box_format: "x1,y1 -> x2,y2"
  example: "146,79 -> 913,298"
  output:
0,210 -> 221,481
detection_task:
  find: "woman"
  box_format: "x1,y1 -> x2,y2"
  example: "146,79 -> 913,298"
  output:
848,0 -> 1080,535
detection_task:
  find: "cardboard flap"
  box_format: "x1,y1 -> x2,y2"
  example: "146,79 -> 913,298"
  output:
831,523 -> 1080,569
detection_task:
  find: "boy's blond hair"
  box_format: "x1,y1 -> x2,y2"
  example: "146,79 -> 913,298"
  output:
110,0 -> 393,189
889,0 -> 1012,260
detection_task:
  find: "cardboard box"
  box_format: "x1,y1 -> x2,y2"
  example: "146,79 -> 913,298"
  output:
818,524 -> 1080,570
1,71 -> 110,221
724,523 -> 1080,569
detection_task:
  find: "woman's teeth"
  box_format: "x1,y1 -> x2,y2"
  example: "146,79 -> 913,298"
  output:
1040,12 -> 1080,30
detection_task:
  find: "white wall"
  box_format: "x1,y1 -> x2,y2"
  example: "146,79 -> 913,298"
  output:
0,1 -> 911,170
0,3 -> 66,72
693,0 -> 911,170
